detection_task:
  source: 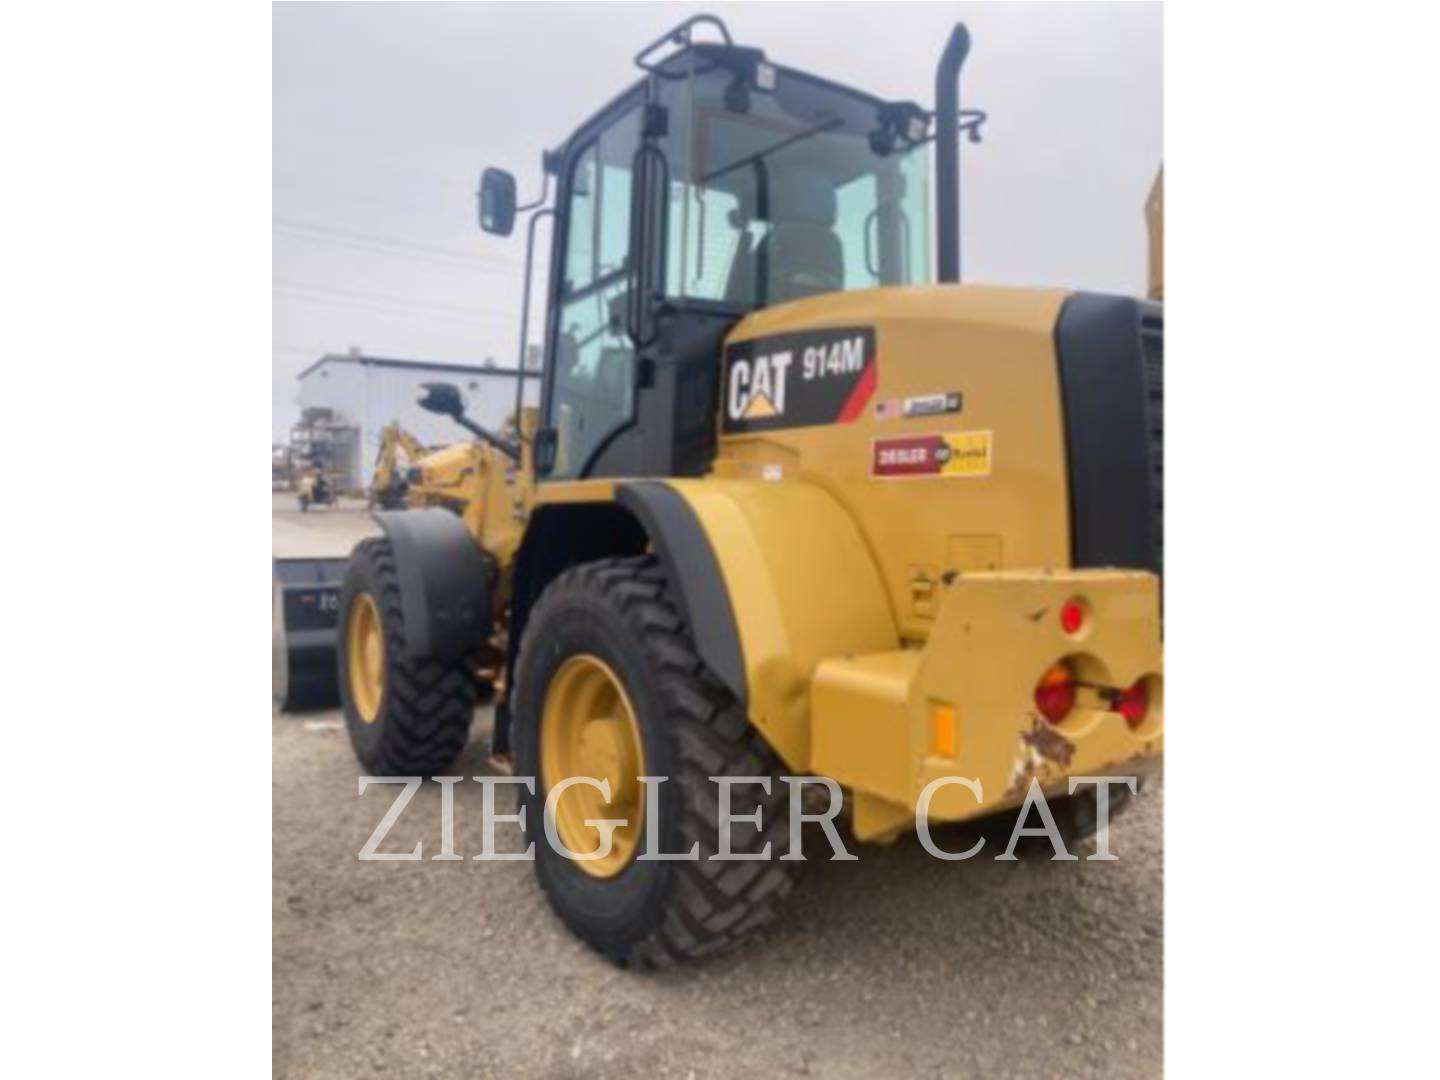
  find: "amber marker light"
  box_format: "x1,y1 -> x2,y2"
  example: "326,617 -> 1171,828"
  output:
929,702 -> 957,757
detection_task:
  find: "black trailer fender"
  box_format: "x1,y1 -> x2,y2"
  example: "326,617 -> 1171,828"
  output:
371,509 -> 492,661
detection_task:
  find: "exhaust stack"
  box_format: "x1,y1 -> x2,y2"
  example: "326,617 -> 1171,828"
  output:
934,24 -> 972,283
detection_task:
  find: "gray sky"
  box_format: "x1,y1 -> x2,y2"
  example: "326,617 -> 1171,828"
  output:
272,1 -> 1161,439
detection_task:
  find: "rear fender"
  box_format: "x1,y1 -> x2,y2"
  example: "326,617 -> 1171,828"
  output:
620,479 -> 896,771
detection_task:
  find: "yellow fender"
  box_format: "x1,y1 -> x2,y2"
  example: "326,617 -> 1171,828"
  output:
632,478 -> 897,770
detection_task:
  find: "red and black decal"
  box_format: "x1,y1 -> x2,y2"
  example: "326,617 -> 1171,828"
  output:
872,430 -> 993,479
873,435 -> 946,477
721,327 -> 877,434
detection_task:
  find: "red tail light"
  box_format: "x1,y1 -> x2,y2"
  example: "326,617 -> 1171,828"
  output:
1116,680 -> 1149,727
1034,662 -> 1076,725
1059,598 -> 1086,635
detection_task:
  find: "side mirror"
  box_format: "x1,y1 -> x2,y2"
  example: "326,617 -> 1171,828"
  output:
418,381 -> 465,419
478,168 -> 517,236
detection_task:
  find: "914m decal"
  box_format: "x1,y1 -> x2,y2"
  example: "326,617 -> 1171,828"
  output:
722,327 -> 877,434
872,431 -> 993,478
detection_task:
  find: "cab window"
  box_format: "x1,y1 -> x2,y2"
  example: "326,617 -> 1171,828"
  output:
549,105 -> 642,478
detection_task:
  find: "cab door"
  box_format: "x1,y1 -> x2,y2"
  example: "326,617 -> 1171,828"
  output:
541,99 -> 645,480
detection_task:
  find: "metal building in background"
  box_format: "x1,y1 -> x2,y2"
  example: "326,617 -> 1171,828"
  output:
296,351 -> 540,491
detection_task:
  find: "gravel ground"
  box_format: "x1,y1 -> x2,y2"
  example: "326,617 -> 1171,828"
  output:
273,494 -> 1163,1078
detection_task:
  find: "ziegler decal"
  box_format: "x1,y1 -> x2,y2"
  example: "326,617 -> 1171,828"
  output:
872,431 -> 993,478
722,327 -> 877,434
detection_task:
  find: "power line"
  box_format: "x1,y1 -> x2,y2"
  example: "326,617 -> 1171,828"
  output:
275,289 -> 495,328
275,225 -> 519,276
275,221 -> 518,275
273,280 -> 518,325
273,216 -> 529,271
275,278 -> 510,317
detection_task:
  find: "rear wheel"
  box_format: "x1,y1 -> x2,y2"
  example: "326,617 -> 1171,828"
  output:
514,556 -> 795,970
339,537 -> 476,775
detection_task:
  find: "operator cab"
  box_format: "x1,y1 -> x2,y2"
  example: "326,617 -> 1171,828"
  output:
480,17 -> 980,483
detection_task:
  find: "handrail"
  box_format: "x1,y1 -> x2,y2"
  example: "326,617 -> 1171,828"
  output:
512,206 -> 554,438
634,13 -> 732,73
625,143 -> 670,349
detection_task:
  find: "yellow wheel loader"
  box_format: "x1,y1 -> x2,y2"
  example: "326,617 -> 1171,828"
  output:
274,386 -> 518,714
337,17 -> 1163,968
368,388 -> 527,525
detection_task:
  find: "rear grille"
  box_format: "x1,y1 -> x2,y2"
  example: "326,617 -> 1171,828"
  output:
1140,315 -> 1163,573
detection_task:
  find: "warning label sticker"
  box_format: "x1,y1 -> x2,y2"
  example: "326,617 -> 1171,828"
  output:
872,431 -> 993,478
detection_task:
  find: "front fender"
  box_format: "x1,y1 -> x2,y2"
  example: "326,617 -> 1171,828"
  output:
371,509 -> 491,661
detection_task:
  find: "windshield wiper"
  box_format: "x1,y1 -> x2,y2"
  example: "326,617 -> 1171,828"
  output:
700,115 -> 845,186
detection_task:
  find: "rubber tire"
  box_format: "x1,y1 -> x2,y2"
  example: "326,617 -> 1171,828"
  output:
514,556 -> 795,970
338,537 -> 477,775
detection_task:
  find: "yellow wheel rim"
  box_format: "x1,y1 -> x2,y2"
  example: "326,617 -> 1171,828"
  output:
539,654 -> 646,878
346,593 -> 385,724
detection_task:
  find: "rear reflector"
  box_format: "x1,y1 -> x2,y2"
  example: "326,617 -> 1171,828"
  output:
1116,680 -> 1149,727
1034,662 -> 1076,725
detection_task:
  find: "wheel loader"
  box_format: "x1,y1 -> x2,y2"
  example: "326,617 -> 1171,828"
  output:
336,16 -> 1163,969
274,385 -> 519,714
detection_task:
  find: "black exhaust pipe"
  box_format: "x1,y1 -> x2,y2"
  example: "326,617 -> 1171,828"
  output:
935,23 -> 971,284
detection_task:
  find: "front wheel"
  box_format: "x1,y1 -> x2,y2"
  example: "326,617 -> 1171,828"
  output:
513,556 -> 795,970
338,537 -> 476,775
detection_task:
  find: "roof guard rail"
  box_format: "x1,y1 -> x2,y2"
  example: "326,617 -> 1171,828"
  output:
634,13 -> 733,73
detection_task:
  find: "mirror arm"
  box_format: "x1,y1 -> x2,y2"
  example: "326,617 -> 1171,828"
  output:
453,414 -> 521,462
516,168 -> 552,214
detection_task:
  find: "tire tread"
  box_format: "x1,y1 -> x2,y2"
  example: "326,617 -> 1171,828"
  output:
517,555 -> 796,970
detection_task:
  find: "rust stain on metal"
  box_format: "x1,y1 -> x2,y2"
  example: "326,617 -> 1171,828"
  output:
1004,755 -> 1043,799
1022,716 -> 1075,767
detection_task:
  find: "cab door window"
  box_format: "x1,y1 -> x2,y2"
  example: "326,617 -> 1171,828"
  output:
549,106 -> 642,478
